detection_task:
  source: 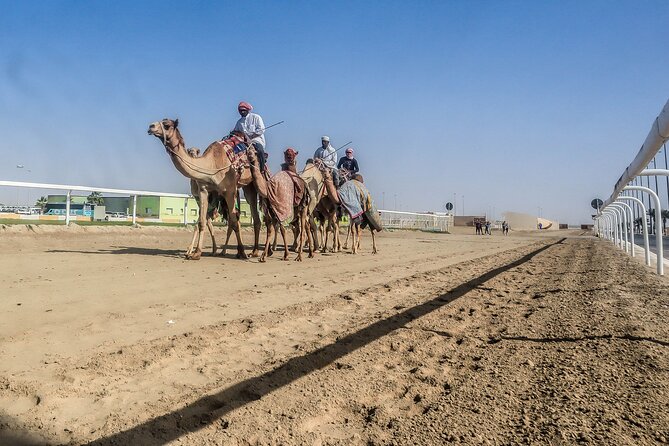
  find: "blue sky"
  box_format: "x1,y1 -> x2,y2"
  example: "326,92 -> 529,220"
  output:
1,1 -> 668,224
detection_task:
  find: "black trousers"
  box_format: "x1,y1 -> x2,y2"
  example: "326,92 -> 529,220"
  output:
252,142 -> 266,173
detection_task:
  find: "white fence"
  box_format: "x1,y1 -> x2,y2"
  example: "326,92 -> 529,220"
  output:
379,210 -> 453,233
595,98 -> 669,275
1,180 -> 454,233
0,180 -> 190,225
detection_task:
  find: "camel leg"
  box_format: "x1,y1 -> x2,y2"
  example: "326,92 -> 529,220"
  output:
334,218 -> 341,252
343,224 -> 351,249
225,190 -> 246,259
186,222 -> 199,258
356,224 -> 362,253
294,207 -> 307,261
243,185 -> 262,257
207,217 -> 217,255
260,218 -> 274,262
291,219 -> 299,252
279,224 -> 289,261
370,228 -> 378,254
271,222 -> 279,253
310,216 -> 320,251
221,225 -> 233,256
322,220 -> 329,253
189,188 -> 209,260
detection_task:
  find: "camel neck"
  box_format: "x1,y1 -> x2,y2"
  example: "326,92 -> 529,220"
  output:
164,135 -> 213,182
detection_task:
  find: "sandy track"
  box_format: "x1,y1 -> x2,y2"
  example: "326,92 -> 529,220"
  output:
1,229 -> 668,445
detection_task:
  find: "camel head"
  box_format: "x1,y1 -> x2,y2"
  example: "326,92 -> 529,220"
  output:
186,147 -> 201,157
148,118 -> 181,149
246,144 -> 258,164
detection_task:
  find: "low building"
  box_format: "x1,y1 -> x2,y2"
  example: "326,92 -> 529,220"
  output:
15,193 -> 258,224
503,211 -> 559,231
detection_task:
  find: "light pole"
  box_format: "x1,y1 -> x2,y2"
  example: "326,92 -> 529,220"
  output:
15,165 -> 24,207
394,194 -> 397,210
382,192 -> 385,209
462,195 -> 465,216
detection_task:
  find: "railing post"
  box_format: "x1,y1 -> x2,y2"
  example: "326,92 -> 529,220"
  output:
618,195 -> 651,266
132,195 -> 137,225
623,185 -> 663,275
610,204 -> 629,254
603,210 -> 618,246
65,190 -> 71,226
614,201 -> 635,257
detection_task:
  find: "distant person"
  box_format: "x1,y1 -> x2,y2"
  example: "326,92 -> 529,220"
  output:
314,136 -> 339,185
538,222 -> 543,230
485,221 -> 491,235
502,221 -> 509,235
337,147 -> 359,181
475,221 -> 482,235
233,101 -> 266,173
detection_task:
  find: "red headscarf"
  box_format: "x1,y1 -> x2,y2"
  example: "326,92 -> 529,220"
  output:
238,101 -> 253,111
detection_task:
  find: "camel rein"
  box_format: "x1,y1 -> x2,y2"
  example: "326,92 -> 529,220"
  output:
160,121 -> 235,176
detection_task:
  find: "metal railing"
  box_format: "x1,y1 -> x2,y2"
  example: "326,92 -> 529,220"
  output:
0,180 -> 191,226
594,98 -> 669,275
379,210 -> 453,232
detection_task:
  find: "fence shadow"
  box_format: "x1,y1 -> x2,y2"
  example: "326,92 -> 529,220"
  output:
84,239 -> 564,445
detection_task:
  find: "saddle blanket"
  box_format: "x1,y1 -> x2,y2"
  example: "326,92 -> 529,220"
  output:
267,170 -> 305,223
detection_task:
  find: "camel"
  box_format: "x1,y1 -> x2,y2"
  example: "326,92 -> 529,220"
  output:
322,169 -> 379,254
300,161 -> 341,253
148,119 -> 266,259
246,148 -> 313,262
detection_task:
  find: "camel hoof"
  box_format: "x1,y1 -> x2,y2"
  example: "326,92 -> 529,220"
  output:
236,252 -> 248,260
294,256 -> 302,262
190,251 -> 202,260
259,256 -> 266,263
250,250 -> 260,258
308,253 -> 315,258
282,255 -> 289,261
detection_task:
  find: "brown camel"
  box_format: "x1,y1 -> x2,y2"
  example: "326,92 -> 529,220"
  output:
322,169 -> 378,254
184,148 -> 238,258
301,161 -> 341,253
148,119 -> 265,259
247,148 -> 313,262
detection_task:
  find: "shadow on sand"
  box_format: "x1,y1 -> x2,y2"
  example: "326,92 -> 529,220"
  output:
81,239 -> 564,445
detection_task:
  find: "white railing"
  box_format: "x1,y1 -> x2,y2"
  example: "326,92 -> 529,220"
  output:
1,180 -> 455,233
379,209 -> 453,233
594,98 -> 669,275
0,180 -> 190,226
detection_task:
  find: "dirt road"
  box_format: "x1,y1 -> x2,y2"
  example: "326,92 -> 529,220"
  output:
1,227 -> 667,445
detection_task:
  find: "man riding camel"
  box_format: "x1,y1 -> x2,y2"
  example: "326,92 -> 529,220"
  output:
314,136 -> 340,185
233,101 -> 267,173
337,147 -> 359,180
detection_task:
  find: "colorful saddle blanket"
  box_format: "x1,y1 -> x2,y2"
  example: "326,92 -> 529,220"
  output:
267,171 -> 306,224
338,180 -> 382,231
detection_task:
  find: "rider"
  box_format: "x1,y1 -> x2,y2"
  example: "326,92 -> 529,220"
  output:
233,101 -> 266,173
337,147 -> 359,180
314,136 -> 339,185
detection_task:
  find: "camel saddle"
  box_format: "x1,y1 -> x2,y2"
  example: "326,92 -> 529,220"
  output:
266,171 -> 306,223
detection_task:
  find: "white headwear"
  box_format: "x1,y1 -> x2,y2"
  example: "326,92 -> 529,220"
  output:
321,136 -> 330,142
